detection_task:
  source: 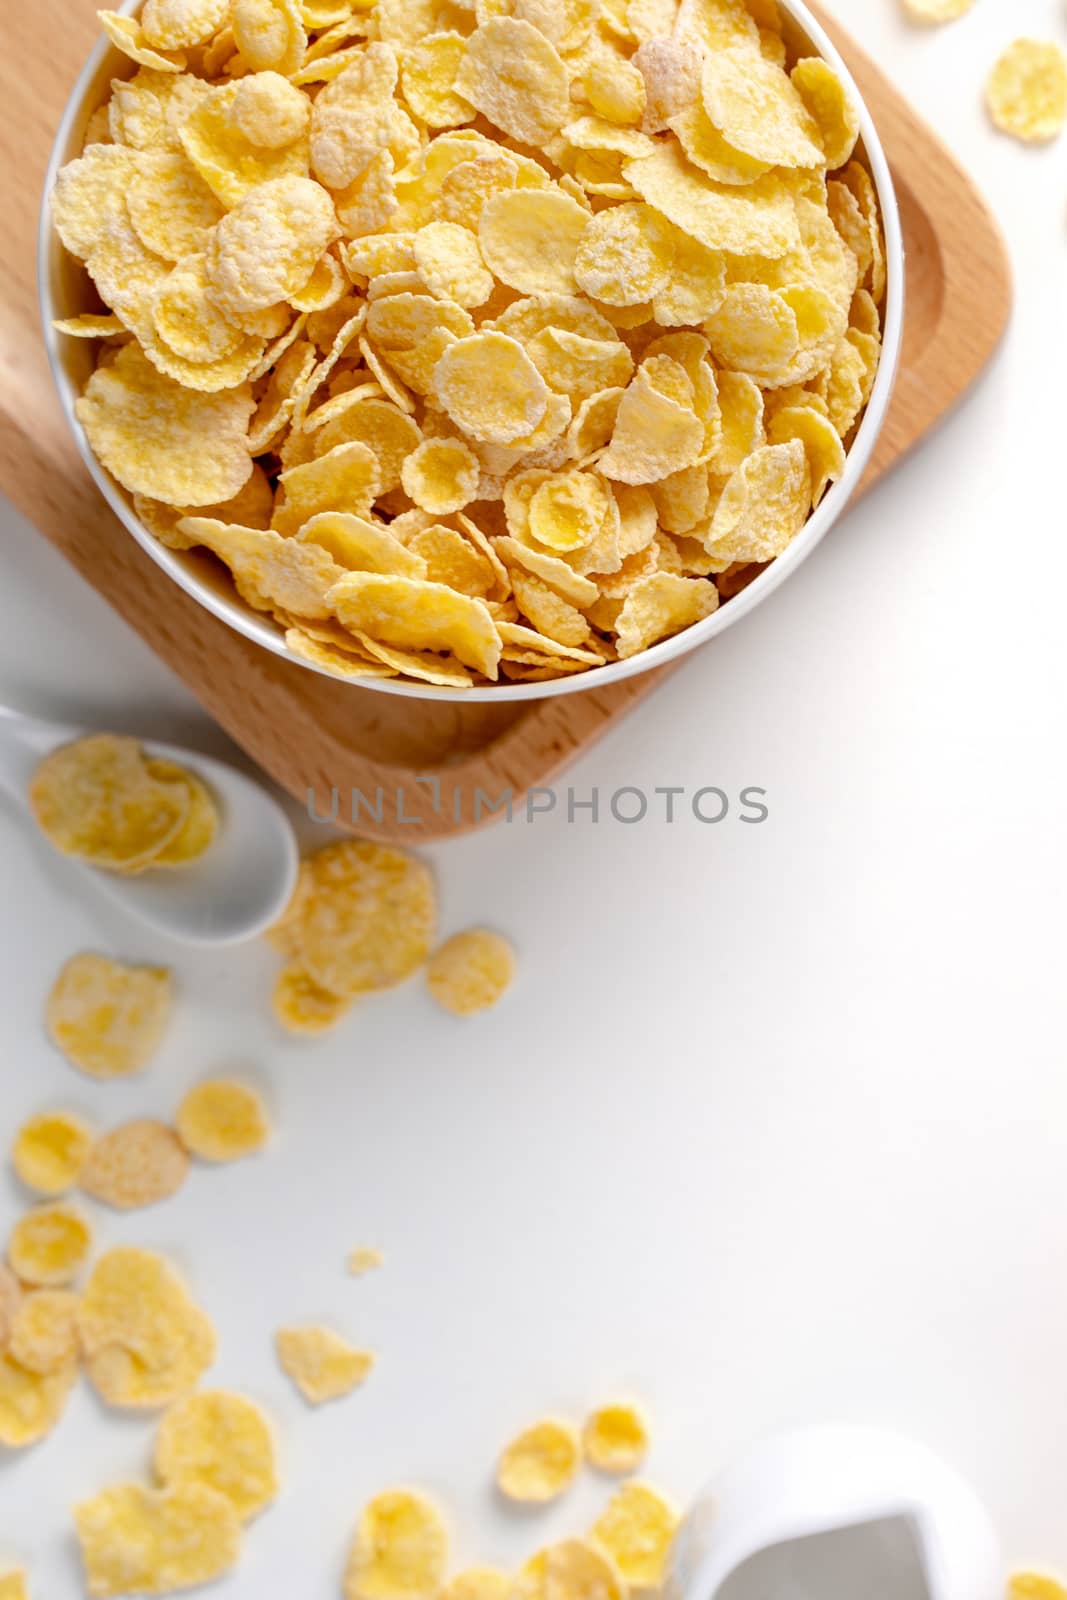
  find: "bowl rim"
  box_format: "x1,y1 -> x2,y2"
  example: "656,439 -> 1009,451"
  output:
39,0 -> 905,706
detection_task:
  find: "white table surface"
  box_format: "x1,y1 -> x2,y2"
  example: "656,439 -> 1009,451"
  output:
3,0 -> 1067,1590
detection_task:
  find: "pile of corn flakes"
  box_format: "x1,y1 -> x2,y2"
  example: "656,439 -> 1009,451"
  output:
51,0 -> 886,689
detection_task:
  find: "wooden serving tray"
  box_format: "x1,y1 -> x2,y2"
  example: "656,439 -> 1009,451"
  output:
0,3 -> 1011,840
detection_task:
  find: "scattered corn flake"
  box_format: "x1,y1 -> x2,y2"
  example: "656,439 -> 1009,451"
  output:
0,1348 -> 78,1448
478,189 -> 590,296
9,1290 -> 81,1376
0,1263 -> 22,1346
155,1389 -> 279,1520
515,1541 -> 625,1600
272,962 -> 355,1032
8,1205 -> 92,1288
443,1574 -> 510,1600
497,1419 -> 581,1503
902,0 -> 974,20
175,1080 -> 269,1162
78,1246 -> 216,1410
401,438 -> 481,514
590,1482 -> 679,1589
79,1119 -> 190,1211
74,1482 -> 242,1598
987,40 -> 1067,144
344,1490 -> 448,1600
582,1403 -> 649,1474
347,1247 -> 384,1276
1011,1581 -> 1067,1600
0,1572 -> 28,1600
11,1111 -> 94,1197
276,1325 -> 375,1404
426,929 -> 515,1016
46,952 -> 172,1081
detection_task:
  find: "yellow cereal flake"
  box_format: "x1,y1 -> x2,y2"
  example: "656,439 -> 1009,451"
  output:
582,1403 -> 649,1473
11,1111 -> 94,1196
74,1482 -> 242,1597
987,41 -> 1067,143
574,204 -> 674,307
276,1325 -> 375,1403
434,331 -> 548,445
790,58 -> 859,171
401,438 -> 481,514
0,1263 -> 22,1346
615,572 -> 718,658
9,1290 -> 81,1376
0,1349 -> 78,1448
401,34 -> 475,129
514,1541 -> 625,1600
79,1119 -> 190,1211
272,962 -> 356,1033
425,930 -> 515,1016
78,1247 -> 216,1410
443,1572 -> 510,1600
329,573 -> 502,678
8,1205 -> 92,1288
175,1080 -> 269,1162
344,1490 -> 448,1600
347,1246 -> 384,1276
413,222 -> 493,308
30,735 -> 190,873
142,761 -> 219,867
902,0 -> 974,21
455,19 -> 570,147
46,953 -> 172,1081
0,1572 -> 28,1600
589,1482 -> 679,1589
155,1389 -> 279,1520
1011,1580 -> 1067,1600
497,1419 -> 581,1503
478,189 -> 590,296
705,439 -> 811,564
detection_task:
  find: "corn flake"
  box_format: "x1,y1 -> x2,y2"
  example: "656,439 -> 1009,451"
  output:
232,0 -> 307,73
155,1389 -> 278,1520
706,438 -> 811,563
30,734 -> 190,872
8,1205 -> 92,1288
987,40 -> 1067,144
515,1541 -> 625,1600
9,1290 -> 81,1376
0,1573 -> 27,1600
46,953 -> 171,1081
12,1111 -> 94,1197
479,189 -> 590,296
345,1490 -> 448,1600
78,1247 -> 216,1410
790,58 -> 859,171
590,1482 -> 679,1589
1010,1580 -> 1067,1600
0,1349 -> 78,1448
455,18 -> 569,147
176,1080 -> 269,1162
74,1482 -> 242,1598
79,1119 -> 190,1211
276,1324 -> 375,1403
426,929 -> 515,1015
497,1419 -> 580,1502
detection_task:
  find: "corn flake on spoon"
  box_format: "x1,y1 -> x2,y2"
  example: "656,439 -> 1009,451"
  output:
0,705 -> 298,946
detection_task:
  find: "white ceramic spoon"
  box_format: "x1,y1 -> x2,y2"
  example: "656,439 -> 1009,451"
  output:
667,1426 -> 1002,1600
0,705 -> 300,946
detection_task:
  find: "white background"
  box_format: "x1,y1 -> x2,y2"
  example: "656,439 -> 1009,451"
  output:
2,0 -> 1067,1590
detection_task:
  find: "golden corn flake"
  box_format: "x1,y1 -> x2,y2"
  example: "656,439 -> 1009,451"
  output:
0,1263 -> 22,1346
413,222 -> 493,309
143,760 -> 219,867
902,0 -> 974,20
329,572 -> 502,677
624,145 -> 799,259
8,1205 -> 92,1288
46,953 -> 172,1081
1011,1580 -> 1067,1600
344,1490 -> 448,1600
9,1290 -> 81,1376
75,342 -> 254,507
598,363 -> 703,485
706,438 -> 811,564
790,58 -> 859,171
276,1324 -> 375,1403
176,1079 -> 269,1162
11,1111 -> 94,1196
455,18 -> 570,147
574,204 -> 674,307
74,1482 -> 242,1598
615,571 -> 718,658
79,1119 -> 190,1211
426,929 -> 515,1016
497,1419 -> 580,1503
99,11 -> 187,72
515,1541 -> 625,1600
0,1572 -> 28,1600
78,1247 -> 216,1410
478,189 -> 590,296
0,1349 -> 78,1449
590,1482 -> 679,1589
207,175 -> 339,316
272,962 -> 356,1032
401,438 -> 481,513
232,0 -> 307,73
155,1389 -> 279,1520
582,1403 -> 649,1474
767,404 -> 845,508
443,1573 -> 510,1600
987,41 -> 1067,143
30,734 -> 190,872
347,1246 -> 384,1276
401,34 -> 475,129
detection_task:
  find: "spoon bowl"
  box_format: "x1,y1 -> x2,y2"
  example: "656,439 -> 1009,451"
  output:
0,706 -> 300,946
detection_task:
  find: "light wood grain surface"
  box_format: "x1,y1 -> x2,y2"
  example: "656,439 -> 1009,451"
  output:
0,2 -> 1011,839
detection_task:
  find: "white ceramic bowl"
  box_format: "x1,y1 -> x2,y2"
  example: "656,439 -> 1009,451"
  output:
39,0 -> 904,704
